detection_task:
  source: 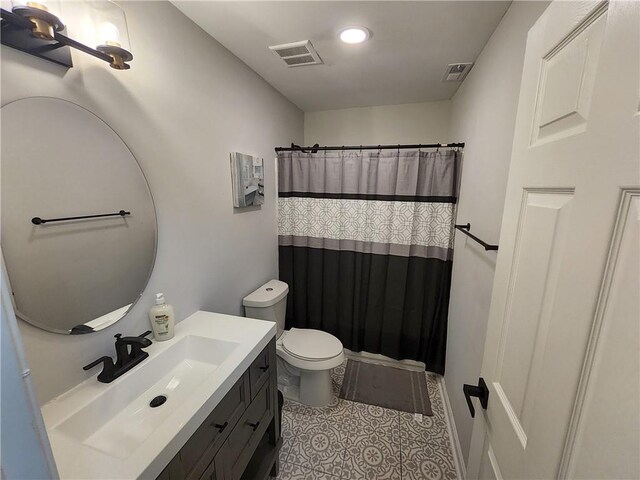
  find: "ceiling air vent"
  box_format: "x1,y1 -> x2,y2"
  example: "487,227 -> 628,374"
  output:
442,63 -> 473,82
269,40 -> 323,67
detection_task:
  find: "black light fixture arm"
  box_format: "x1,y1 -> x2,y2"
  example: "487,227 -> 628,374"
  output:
32,210 -> 131,225
454,223 -> 499,251
55,29 -> 113,63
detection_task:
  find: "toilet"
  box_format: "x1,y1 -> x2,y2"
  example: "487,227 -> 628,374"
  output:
243,279 -> 344,407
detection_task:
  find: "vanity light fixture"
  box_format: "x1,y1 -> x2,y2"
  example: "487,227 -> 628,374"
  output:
10,1 -> 64,40
90,1 -> 133,70
95,23 -> 132,69
339,26 -> 370,44
0,0 -> 133,70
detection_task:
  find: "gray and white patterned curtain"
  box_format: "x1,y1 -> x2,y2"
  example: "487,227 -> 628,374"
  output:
277,149 -> 460,374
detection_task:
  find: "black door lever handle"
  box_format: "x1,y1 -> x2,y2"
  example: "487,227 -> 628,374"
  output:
463,377 -> 489,418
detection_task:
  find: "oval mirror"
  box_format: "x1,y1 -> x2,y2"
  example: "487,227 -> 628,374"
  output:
1,97 -> 157,334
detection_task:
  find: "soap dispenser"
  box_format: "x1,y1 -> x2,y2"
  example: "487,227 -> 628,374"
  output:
148,293 -> 175,341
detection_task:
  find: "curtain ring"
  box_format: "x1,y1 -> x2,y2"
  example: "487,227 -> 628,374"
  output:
359,145 -> 362,153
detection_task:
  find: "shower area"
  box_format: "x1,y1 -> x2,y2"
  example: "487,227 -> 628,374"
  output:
276,143 -> 463,374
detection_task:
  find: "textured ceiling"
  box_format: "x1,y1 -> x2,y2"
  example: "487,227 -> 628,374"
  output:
173,1 -> 511,111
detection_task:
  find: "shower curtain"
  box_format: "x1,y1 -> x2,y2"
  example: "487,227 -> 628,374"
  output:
277,149 -> 460,374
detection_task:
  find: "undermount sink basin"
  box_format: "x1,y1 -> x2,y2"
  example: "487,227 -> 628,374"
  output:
55,335 -> 239,459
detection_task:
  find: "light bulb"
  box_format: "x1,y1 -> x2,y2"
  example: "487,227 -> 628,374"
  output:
339,26 -> 370,44
99,21 -> 120,47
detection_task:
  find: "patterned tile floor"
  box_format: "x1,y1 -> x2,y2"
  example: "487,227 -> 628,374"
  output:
276,360 -> 458,480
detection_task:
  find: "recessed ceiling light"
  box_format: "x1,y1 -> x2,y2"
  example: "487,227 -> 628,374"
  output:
339,26 -> 370,44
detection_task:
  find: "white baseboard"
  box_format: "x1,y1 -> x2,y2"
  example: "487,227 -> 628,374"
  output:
438,375 -> 466,479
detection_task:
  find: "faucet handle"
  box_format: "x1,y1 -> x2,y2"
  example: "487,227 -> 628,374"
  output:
138,330 -> 152,338
83,356 -> 118,383
117,332 -> 152,360
83,356 -> 114,371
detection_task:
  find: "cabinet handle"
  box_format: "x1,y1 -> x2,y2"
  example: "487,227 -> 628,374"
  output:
212,421 -> 228,432
247,421 -> 260,431
259,365 -> 269,372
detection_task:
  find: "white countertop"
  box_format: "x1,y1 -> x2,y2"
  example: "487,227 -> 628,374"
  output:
41,311 -> 276,480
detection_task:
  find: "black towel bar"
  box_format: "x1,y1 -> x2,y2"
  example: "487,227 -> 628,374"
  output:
32,210 -> 130,225
455,223 -> 499,251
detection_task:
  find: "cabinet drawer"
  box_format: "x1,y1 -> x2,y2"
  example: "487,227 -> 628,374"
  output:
180,375 -> 248,479
227,382 -> 273,480
248,344 -> 271,400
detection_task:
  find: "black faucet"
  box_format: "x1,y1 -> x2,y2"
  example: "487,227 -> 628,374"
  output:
83,330 -> 153,383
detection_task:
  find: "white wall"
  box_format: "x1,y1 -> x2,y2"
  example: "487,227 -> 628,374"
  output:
1,1 -> 303,405
304,100 -> 451,145
445,0 -> 549,463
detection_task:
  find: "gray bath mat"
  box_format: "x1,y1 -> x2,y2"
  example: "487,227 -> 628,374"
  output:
339,360 -> 433,416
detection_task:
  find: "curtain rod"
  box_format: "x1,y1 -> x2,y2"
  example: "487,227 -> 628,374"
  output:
274,142 -> 465,153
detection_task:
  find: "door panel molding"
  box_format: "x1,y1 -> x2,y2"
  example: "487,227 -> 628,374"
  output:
559,188 -> 640,477
493,189 -> 574,431
486,445 -> 504,480
530,2 -> 607,145
493,382 -> 528,449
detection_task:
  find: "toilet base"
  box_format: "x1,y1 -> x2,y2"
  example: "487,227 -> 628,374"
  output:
299,369 -> 333,407
277,356 -> 335,407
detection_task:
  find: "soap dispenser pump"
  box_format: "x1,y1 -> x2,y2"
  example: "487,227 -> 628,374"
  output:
148,293 -> 175,341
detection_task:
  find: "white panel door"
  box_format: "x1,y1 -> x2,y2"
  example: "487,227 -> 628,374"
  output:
466,1 -> 639,478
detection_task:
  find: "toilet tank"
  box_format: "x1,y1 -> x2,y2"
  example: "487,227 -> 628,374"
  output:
243,279 -> 288,338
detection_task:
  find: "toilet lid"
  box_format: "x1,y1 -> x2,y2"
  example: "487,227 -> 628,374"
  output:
282,328 -> 343,360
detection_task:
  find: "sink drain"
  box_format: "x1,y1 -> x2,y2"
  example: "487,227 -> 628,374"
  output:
150,395 -> 167,408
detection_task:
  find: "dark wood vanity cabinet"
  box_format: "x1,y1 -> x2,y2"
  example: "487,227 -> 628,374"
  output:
156,339 -> 281,480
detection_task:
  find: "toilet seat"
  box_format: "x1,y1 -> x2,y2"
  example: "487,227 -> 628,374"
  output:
282,328 -> 343,360
277,328 -> 344,371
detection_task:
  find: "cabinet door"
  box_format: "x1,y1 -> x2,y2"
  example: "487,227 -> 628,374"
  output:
227,382 -> 274,480
200,442 -> 229,480
156,454 -> 186,480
